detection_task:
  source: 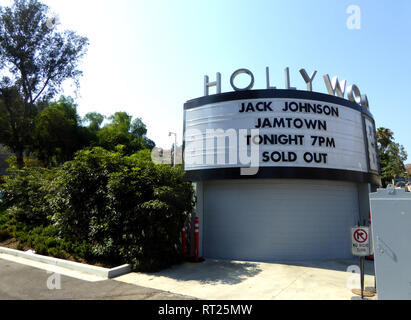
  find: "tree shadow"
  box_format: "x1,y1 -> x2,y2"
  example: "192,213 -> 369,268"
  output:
145,259 -> 263,285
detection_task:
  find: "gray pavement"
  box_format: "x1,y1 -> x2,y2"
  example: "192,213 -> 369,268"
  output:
0,258 -> 196,300
0,253 -> 377,300
116,258 -> 377,300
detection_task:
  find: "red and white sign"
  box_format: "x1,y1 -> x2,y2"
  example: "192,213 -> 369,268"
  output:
351,227 -> 371,256
354,229 -> 368,243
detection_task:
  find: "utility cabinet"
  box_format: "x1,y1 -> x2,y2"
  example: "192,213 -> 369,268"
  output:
370,188 -> 411,300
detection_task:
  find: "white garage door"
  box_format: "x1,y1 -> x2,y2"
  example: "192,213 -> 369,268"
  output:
203,179 -> 359,261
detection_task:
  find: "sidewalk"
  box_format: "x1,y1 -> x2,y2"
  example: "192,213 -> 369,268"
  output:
0,251 -> 376,300
115,259 -> 377,300
0,256 -> 195,300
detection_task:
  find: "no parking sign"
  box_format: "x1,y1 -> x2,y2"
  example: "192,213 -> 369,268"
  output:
351,227 -> 372,256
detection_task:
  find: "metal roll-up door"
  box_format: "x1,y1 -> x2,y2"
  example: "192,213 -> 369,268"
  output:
203,179 -> 359,261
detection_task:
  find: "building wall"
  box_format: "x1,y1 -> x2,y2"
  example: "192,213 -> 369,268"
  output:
196,179 -> 365,261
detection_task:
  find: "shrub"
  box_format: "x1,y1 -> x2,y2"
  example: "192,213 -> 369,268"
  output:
0,167 -> 58,226
0,210 -> 12,228
47,247 -> 67,259
52,147 -> 195,271
0,147 -> 195,271
6,155 -> 45,169
0,229 -> 10,241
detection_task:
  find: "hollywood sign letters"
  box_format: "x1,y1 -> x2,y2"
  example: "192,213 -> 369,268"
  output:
183,66 -> 378,178
204,67 -> 369,110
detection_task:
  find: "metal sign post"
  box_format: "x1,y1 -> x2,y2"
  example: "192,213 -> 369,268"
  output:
351,224 -> 371,299
360,255 -> 365,299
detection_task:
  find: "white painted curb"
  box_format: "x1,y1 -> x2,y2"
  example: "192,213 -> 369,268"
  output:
0,247 -> 131,278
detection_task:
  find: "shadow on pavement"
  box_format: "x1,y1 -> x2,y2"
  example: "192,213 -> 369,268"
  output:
147,259 -> 263,285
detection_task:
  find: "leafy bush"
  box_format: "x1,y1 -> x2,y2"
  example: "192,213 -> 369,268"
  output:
6,155 -> 44,169
0,147 -> 195,271
0,167 -> 58,226
1,220 -> 92,261
0,191 -> 93,262
51,147 -> 195,271
0,229 -> 10,241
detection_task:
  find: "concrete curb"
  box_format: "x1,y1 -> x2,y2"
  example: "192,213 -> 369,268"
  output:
0,246 -> 131,279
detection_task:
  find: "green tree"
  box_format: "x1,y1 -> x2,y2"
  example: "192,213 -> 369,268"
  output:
0,0 -> 88,168
30,96 -> 93,166
97,112 -> 155,154
0,84 -> 37,165
131,117 -> 155,150
80,112 -> 105,148
83,112 -> 105,134
377,127 -> 408,186
48,96 -> 81,126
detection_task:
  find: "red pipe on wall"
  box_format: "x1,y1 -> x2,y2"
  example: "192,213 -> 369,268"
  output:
195,217 -> 199,262
367,211 -> 374,261
182,227 -> 187,258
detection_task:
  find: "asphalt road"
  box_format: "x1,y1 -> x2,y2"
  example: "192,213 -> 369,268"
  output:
0,258 -> 195,300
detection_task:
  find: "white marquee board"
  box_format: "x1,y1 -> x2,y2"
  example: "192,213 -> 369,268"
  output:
184,98 -> 371,173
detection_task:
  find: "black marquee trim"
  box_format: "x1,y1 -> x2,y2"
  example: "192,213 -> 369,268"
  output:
183,90 -> 381,186
184,89 -> 374,119
185,167 -> 381,186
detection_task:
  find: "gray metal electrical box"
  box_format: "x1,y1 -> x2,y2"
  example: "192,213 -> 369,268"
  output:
370,188 -> 411,300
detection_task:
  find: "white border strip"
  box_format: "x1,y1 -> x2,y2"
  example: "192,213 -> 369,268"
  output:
0,246 -> 131,279
371,198 -> 411,201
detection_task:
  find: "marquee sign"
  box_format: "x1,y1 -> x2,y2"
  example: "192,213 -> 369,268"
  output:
183,89 -> 381,185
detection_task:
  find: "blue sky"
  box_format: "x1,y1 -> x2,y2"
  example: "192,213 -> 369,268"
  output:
3,0 -> 410,160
